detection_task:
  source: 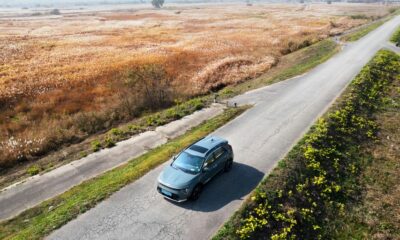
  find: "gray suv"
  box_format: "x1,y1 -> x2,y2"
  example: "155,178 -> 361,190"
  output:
157,136 -> 234,202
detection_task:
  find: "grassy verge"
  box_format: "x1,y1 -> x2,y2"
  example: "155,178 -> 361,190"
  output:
341,19 -> 387,42
213,50 -> 400,240
0,106 -> 248,240
218,39 -> 339,99
326,72 -> 400,239
390,26 -> 400,43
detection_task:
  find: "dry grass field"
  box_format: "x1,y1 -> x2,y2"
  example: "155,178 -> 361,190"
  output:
0,3 -> 392,169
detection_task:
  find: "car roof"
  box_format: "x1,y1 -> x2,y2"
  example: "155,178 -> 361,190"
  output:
184,135 -> 227,157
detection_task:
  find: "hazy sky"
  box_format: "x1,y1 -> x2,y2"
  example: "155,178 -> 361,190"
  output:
0,0 -> 266,8
0,0 -> 145,7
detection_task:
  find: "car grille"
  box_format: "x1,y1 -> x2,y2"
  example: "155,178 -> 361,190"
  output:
157,186 -> 180,200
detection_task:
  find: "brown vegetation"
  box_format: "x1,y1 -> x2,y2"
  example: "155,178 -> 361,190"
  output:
0,3 -> 391,169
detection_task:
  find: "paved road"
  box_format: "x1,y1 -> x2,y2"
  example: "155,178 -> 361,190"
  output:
0,104 -> 224,220
48,17 -> 400,240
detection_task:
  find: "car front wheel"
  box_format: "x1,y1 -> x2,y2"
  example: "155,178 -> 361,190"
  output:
190,184 -> 203,201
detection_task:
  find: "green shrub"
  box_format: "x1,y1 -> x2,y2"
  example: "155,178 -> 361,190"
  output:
165,108 -> 181,120
80,151 -> 88,158
390,26 -> 400,44
389,7 -> 398,14
127,124 -> 142,132
27,165 -> 40,176
145,114 -> 165,126
350,14 -> 369,20
109,128 -> 124,136
221,88 -> 235,97
103,136 -> 116,148
188,98 -> 204,110
91,140 -> 102,152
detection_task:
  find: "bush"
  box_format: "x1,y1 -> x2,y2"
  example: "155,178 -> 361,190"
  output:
125,64 -> 172,110
127,124 -> 142,132
390,26 -> 400,45
350,14 -> 369,20
80,151 -> 88,158
109,128 -> 124,136
103,136 -> 116,148
91,140 -> 102,152
165,108 -> 182,120
149,112 -> 172,126
27,165 -> 40,176
75,112 -> 108,134
389,7 -> 398,14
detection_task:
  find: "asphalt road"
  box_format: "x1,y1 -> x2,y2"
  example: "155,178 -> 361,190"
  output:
48,16 -> 400,240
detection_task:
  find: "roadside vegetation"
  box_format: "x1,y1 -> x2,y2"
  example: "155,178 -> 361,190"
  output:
0,4 -> 389,172
327,62 -> 400,240
341,20 -> 386,42
0,106 -> 248,240
0,97 -> 209,189
341,11 -> 396,42
213,50 -> 400,240
390,25 -> 400,44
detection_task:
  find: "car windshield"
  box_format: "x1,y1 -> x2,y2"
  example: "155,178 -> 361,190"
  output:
172,152 -> 204,174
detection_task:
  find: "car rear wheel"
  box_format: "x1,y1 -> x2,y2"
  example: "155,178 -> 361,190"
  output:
224,159 -> 233,172
190,184 -> 203,201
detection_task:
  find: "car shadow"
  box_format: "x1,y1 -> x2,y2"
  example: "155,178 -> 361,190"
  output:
166,162 -> 264,212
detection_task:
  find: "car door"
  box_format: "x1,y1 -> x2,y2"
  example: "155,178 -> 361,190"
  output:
202,153 -> 218,183
213,146 -> 228,172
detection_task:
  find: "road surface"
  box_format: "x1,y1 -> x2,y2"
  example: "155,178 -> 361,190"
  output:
48,16 -> 400,240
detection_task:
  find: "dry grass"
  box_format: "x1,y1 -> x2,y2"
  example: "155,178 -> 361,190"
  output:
0,3 -> 392,169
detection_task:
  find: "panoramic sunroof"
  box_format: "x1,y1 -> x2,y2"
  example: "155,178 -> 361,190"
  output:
189,145 -> 208,154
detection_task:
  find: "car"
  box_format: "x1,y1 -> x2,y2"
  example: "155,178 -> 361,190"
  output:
157,136 -> 234,202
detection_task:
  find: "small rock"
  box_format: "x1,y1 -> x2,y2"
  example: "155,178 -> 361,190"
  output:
48,206 -> 54,211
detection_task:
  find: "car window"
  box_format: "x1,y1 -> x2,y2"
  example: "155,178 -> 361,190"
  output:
172,152 -> 204,174
204,154 -> 215,167
213,147 -> 226,159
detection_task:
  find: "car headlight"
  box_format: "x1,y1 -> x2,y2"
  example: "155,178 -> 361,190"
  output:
181,188 -> 190,194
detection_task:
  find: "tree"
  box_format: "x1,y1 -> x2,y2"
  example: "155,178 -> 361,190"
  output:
125,64 -> 172,109
151,0 -> 164,8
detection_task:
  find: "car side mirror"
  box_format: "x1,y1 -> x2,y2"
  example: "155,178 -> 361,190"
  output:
203,166 -> 210,172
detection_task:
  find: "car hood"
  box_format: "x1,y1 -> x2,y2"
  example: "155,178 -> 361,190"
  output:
159,165 -> 198,189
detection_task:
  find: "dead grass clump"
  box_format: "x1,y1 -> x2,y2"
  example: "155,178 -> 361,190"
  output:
191,56 -> 277,93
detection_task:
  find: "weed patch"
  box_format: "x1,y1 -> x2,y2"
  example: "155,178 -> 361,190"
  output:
390,26 -> 400,44
341,19 -> 387,42
26,165 -> 40,176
